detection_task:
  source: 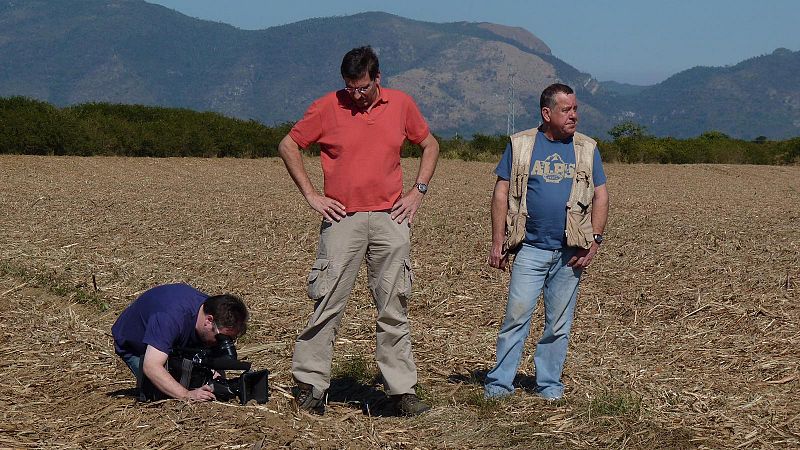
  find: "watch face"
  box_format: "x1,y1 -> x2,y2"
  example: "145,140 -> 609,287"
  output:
593,234 -> 603,244
416,183 -> 428,193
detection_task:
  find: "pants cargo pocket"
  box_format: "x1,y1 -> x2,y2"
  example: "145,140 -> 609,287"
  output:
307,258 -> 332,300
399,258 -> 414,299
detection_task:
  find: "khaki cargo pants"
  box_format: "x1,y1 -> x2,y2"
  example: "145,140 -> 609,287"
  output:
291,211 -> 418,399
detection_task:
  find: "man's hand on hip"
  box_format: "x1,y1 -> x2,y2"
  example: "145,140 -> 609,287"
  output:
567,243 -> 599,269
390,190 -> 424,224
305,192 -> 346,222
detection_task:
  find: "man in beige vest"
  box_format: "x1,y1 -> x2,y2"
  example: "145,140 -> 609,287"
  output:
485,83 -> 609,400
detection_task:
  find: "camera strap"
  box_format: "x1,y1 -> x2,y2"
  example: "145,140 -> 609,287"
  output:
177,358 -> 194,388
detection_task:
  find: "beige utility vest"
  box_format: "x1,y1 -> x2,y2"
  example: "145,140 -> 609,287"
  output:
503,127 -> 596,253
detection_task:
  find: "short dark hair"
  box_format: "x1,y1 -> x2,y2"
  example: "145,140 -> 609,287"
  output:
341,46 -> 380,81
540,83 -> 574,111
203,294 -> 249,336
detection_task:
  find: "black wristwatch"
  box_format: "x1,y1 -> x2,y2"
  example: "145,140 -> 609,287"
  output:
415,182 -> 428,194
593,233 -> 604,245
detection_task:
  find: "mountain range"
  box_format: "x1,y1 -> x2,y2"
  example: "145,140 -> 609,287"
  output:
1,0 -> 798,139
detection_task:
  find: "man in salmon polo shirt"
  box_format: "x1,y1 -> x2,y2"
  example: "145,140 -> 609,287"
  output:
277,46 -> 440,416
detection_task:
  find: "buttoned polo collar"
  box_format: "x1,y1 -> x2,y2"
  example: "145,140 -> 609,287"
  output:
374,85 -> 389,105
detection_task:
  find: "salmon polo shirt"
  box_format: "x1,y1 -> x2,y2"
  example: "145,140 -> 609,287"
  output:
289,87 -> 430,212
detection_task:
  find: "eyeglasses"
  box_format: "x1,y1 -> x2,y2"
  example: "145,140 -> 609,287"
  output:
213,321 -> 237,343
344,80 -> 373,95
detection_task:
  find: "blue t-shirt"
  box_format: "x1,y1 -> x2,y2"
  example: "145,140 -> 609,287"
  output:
111,283 -> 209,359
495,131 -> 607,250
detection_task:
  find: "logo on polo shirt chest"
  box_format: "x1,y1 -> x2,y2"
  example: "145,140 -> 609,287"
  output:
531,153 -> 576,183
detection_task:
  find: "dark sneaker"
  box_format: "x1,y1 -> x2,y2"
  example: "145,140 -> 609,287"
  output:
393,393 -> 431,417
293,382 -> 325,415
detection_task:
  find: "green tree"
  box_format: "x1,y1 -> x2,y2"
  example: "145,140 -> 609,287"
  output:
699,130 -> 731,140
608,121 -> 649,140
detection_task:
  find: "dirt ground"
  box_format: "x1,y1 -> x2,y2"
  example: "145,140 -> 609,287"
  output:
0,155 -> 798,449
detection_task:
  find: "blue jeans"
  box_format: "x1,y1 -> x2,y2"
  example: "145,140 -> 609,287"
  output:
484,244 -> 583,399
121,354 -> 142,378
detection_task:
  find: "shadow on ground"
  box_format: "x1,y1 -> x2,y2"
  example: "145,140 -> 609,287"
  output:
106,387 -> 139,398
447,369 -> 538,393
326,376 -> 397,416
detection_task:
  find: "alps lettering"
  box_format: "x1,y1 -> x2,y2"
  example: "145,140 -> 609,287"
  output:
531,153 -> 576,183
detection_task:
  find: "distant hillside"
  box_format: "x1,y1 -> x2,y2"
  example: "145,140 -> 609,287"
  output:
596,48 -> 800,139
0,1 -> 798,139
599,81 -> 647,97
0,0 -> 608,136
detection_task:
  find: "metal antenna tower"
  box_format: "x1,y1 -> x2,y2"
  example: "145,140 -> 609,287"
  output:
506,68 -> 516,135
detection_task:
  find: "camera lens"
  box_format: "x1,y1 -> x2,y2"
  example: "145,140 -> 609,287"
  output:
215,334 -> 238,359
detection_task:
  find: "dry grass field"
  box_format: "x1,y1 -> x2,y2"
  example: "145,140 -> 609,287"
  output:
1,155 -> 798,449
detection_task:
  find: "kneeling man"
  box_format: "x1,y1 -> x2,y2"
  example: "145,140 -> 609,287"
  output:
112,283 -> 249,401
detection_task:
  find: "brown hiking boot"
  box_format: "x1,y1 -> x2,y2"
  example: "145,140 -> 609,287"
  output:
393,393 -> 431,417
293,382 -> 325,415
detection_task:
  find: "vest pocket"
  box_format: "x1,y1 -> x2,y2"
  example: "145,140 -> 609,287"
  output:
565,169 -> 594,249
504,211 -> 528,253
307,258 -> 332,300
572,170 -> 594,206
565,208 -> 593,249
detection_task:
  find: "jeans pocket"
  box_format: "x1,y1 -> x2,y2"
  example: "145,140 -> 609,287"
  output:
399,258 -> 414,299
307,258 -> 332,300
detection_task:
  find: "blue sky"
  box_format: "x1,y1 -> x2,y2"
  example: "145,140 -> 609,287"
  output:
148,0 -> 799,85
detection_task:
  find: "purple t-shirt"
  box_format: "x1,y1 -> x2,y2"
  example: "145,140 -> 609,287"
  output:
496,131 -> 607,250
112,283 -> 208,358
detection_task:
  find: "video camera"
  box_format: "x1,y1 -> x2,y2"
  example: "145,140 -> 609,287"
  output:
137,334 -> 269,404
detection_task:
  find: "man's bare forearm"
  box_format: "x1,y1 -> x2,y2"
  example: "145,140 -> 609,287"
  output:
491,178 -> 510,249
413,133 -> 440,185
592,184 -> 609,234
143,347 -> 189,399
278,134 -> 317,198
